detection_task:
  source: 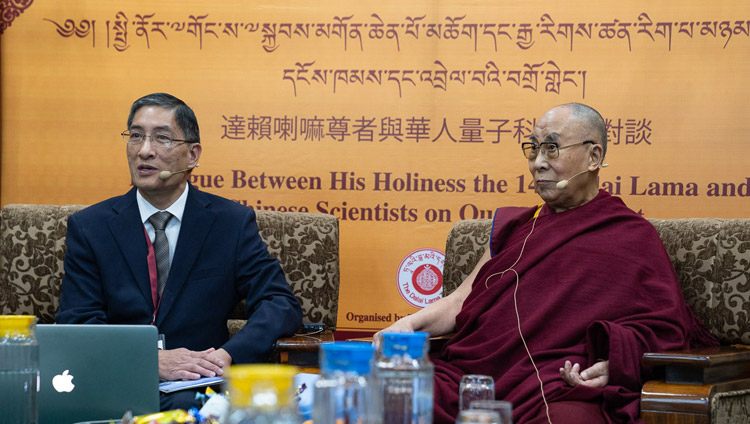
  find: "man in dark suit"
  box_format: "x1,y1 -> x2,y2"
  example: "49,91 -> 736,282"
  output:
56,93 -> 303,410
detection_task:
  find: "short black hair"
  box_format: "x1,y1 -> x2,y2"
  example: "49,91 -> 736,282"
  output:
126,93 -> 200,143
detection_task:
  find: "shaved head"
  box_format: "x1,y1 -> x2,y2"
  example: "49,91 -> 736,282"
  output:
557,103 -> 607,159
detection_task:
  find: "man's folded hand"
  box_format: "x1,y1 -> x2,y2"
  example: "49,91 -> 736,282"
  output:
158,347 -> 225,381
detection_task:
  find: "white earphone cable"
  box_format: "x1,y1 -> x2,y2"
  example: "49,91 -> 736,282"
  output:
483,206 -> 552,424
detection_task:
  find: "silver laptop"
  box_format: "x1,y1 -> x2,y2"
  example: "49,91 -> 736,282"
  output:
37,324 -> 160,424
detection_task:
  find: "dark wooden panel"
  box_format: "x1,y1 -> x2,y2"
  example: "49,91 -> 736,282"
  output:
641,381 -> 711,415
641,410 -> 709,424
643,345 -> 750,384
641,378 -> 750,424
644,345 -> 750,367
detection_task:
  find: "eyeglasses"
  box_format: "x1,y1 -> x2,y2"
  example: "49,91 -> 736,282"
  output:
521,140 -> 594,160
121,130 -> 195,149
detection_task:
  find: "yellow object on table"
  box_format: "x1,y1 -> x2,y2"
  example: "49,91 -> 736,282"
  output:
130,409 -> 193,424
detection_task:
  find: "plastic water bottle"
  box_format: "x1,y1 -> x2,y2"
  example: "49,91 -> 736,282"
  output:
376,332 -> 434,424
313,342 -> 382,424
226,364 -> 299,424
0,315 -> 39,424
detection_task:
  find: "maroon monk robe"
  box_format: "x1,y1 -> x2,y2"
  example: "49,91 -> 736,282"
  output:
431,190 -> 716,424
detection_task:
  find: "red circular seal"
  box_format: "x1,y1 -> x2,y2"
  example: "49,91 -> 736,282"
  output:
412,264 -> 442,296
397,248 -> 446,308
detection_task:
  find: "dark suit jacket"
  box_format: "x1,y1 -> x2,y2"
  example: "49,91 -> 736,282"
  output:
56,184 -> 303,363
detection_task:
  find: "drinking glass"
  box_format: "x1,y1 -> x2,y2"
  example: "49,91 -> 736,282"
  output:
459,374 -> 495,411
470,400 -> 513,424
456,409 -> 501,424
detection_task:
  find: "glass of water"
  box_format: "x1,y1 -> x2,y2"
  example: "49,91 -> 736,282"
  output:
470,400 -> 513,424
459,374 -> 495,411
456,409 -> 502,424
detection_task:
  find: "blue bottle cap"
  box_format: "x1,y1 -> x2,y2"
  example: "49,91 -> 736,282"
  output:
320,342 -> 374,374
382,332 -> 429,359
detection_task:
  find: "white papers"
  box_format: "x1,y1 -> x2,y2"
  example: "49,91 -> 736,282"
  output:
158,377 -> 224,393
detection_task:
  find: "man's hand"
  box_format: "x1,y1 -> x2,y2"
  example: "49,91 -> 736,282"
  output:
206,348 -> 232,377
158,347 -> 229,381
373,318 -> 416,348
559,359 -> 609,388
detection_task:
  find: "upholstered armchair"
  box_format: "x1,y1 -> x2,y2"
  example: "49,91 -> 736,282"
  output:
441,217 -> 750,424
0,204 -> 339,367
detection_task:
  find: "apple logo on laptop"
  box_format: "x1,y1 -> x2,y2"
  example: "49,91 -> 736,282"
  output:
52,370 -> 75,393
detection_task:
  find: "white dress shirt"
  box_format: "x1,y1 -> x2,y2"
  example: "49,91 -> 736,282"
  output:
136,184 -> 189,265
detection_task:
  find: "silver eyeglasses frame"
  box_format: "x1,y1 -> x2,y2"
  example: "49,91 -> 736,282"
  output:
121,130 -> 195,149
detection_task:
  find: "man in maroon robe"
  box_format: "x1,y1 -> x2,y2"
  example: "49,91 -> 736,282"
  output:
378,103 -> 716,423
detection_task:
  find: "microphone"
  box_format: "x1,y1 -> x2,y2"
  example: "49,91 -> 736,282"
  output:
555,170 -> 588,189
555,163 -> 609,189
159,163 -> 199,180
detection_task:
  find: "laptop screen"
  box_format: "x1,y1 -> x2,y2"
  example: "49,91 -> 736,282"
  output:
36,324 -> 160,424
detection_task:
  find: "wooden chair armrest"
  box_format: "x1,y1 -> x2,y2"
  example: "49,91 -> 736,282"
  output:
274,330 -> 334,371
643,345 -> 750,385
343,333 -> 455,351
275,330 -> 335,353
641,377 -> 750,422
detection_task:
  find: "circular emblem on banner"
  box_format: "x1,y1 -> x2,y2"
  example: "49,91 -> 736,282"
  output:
397,248 -> 446,308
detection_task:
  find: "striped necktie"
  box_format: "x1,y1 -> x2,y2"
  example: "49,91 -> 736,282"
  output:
148,211 -> 173,298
